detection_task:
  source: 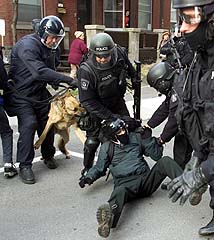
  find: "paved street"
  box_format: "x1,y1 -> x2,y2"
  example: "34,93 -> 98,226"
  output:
0,86 -> 213,240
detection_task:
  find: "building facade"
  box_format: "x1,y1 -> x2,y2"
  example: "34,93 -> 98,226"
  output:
0,0 -> 173,50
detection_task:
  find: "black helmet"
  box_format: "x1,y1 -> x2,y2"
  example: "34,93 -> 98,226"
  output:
173,0 -> 214,8
89,33 -> 118,70
101,119 -> 127,139
38,15 -> 65,49
147,62 -> 176,95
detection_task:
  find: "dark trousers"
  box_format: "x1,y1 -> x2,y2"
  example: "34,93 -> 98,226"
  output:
83,98 -> 130,169
5,91 -> 55,168
108,156 -> 183,227
173,132 -> 193,169
0,105 -> 13,163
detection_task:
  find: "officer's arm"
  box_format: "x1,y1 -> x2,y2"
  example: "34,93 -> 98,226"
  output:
18,44 -> 74,86
78,68 -> 119,120
147,98 -> 169,128
160,103 -> 178,143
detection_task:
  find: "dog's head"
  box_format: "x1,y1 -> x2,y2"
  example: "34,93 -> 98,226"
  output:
64,94 -> 85,118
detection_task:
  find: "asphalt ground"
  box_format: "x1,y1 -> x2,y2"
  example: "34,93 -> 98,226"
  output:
0,86 -> 213,240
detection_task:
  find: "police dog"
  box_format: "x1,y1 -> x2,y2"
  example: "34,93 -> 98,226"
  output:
34,89 -> 86,158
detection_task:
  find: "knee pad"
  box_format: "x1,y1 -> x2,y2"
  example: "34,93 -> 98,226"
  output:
84,137 -> 100,153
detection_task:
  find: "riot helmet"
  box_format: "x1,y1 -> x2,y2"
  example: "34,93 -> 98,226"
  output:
89,33 -> 118,70
38,15 -> 65,49
147,62 -> 176,95
101,119 -> 128,143
173,0 -> 214,24
173,0 -> 214,9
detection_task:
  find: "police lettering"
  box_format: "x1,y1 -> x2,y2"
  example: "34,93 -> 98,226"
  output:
101,74 -> 112,81
95,47 -> 108,51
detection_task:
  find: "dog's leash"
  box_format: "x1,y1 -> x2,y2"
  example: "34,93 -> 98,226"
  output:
5,82 -> 72,105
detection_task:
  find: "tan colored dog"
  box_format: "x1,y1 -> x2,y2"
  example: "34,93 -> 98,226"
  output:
34,89 -> 86,158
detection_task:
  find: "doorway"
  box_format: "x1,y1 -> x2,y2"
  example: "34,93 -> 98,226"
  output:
77,0 -> 91,31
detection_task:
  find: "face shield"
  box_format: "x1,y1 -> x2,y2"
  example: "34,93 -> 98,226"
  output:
179,7 -> 203,24
41,30 -> 65,49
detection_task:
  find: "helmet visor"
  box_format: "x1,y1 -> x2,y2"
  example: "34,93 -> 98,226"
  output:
179,7 -> 202,24
41,31 -> 65,49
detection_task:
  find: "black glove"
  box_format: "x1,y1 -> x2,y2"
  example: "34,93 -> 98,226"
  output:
79,176 -> 93,188
121,116 -> 141,132
168,166 -> 207,206
141,125 -> 152,139
77,112 -> 97,131
155,137 -> 164,146
63,77 -> 78,90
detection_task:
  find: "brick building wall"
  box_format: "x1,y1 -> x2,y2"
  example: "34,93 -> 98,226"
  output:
0,0 -> 171,48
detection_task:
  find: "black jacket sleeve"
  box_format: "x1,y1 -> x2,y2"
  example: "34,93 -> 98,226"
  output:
0,57 -> 8,90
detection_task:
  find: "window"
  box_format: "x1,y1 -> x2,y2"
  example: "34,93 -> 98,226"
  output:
138,0 -> 151,30
18,0 -> 42,22
104,0 -> 124,28
170,2 -> 178,30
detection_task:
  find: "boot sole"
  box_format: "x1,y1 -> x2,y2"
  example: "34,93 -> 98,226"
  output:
96,204 -> 111,238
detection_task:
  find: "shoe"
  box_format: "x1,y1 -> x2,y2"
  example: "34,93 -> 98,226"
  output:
161,181 -> 170,190
96,204 -> 113,238
44,157 -> 57,169
19,167 -> 35,184
189,184 -> 208,206
199,215 -> 214,236
4,164 -> 18,178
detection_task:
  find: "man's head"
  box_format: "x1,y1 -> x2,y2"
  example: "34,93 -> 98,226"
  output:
173,0 -> 214,50
101,119 -> 129,145
38,15 -> 65,49
147,62 -> 176,95
89,33 -> 118,70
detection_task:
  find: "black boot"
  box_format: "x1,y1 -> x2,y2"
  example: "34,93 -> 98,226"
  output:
44,157 -> 57,169
199,213 -> 214,236
19,167 -> 35,184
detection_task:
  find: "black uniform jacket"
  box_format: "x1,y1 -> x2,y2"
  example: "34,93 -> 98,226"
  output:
147,92 -> 179,143
7,33 -> 72,96
77,46 -> 136,120
85,132 -> 163,182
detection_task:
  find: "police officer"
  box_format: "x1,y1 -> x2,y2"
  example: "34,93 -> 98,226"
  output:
79,119 -> 182,238
77,32 -> 137,177
4,16 -> 77,184
167,0 -> 214,236
146,61 -> 193,171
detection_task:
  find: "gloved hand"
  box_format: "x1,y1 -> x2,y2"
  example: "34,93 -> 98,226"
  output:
79,176 -> 93,188
168,166 -> 207,206
77,112 -> 97,131
155,137 -> 164,146
63,77 -> 78,90
141,125 -> 152,139
121,116 -> 141,132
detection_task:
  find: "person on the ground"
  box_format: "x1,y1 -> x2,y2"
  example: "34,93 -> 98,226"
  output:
168,0 -> 214,236
79,118 -> 183,238
68,31 -> 88,79
77,32 -> 137,178
4,15 -> 77,184
0,54 -> 17,178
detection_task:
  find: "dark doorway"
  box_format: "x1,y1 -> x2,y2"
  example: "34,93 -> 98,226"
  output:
77,0 -> 91,31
